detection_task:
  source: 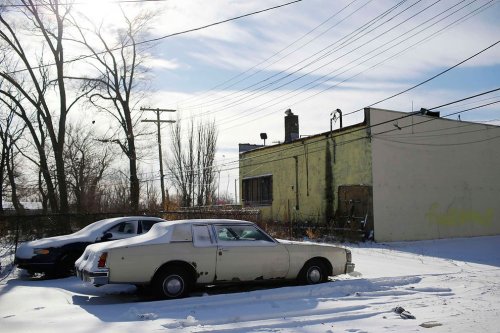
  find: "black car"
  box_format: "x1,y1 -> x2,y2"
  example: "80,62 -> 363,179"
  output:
15,216 -> 165,277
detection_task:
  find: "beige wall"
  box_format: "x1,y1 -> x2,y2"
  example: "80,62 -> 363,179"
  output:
370,108 -> 500,241
239,122 -> 372,223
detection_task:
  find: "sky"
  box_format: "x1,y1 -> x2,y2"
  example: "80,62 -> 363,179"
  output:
5,0 -> 500,200
142,0 -> 500,200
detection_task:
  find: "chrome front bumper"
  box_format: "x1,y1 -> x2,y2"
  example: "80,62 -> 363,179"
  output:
345,262 -> 355,274
76,267 -> 109,286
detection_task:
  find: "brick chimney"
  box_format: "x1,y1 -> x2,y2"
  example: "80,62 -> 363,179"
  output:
284,109 -> 299,143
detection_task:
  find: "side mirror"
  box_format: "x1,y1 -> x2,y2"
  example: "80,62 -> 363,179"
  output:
101,232 -> 113,241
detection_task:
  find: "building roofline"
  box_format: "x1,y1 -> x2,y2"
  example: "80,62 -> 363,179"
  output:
240,109 -> 368,156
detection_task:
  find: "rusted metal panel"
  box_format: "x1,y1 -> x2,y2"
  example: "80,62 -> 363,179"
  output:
334,185 -> 374,240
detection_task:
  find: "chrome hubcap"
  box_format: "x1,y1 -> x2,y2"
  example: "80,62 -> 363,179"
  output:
308,267 -> 321,283
164,275 -> 183,296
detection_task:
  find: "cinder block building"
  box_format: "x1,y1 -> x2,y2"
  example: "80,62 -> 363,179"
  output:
239,107 -> 500,241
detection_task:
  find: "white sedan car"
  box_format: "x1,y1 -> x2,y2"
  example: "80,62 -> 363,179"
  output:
76,219 -> 355,298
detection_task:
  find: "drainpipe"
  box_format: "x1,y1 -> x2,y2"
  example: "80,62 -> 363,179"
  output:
294,156 -> 299,210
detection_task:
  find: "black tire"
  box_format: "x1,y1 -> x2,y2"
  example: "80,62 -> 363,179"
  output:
153,267 -> 191,299
52,253 -> 80,278
299,260 -> 328,285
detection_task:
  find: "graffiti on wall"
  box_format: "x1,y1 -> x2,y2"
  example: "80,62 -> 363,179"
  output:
426,203 -> 494,227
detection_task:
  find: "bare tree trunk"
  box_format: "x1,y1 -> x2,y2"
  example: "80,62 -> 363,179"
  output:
0,0 -> 88,213
64,123 -> 115,213
0,97 -> 27,214
70,11 -> 156,213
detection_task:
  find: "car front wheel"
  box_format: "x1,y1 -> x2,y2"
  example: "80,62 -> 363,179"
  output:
153,267 -> 191,299
300,260 -> 328,284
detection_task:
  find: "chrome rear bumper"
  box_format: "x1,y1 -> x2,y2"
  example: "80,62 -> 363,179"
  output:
76,267 -> 109,286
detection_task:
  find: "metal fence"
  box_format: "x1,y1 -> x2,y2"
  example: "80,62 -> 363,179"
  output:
0,209 -> 261,243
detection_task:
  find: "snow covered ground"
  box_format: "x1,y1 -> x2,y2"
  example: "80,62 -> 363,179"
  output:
1,235 -> 499,332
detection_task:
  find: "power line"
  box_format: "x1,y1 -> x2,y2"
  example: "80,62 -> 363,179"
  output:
228,88 -> 500,170
2,0 -> 304,74
178,0 -> 371,107
234,101 -> 500,173
222,0 -> 496,128
346,37 -> 500,117
61,99 -> 497,186
219,7 -> 497,130
373,100 -> 500,140
141,0 -> 304,44
210,0 -> 447,121
180,0 -> 413,112
2,0 -> 171,8
428,88 -> 500,110
181,0 -> 496,132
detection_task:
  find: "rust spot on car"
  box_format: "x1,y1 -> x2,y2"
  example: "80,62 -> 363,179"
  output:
192,262 -> 197,268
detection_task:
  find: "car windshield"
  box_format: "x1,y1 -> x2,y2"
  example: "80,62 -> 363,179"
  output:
70,218 -> 116,237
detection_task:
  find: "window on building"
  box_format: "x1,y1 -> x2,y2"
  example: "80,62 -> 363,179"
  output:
242,175 -> 272,206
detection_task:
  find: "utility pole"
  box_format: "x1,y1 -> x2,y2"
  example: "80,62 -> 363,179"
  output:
141,107 -> 176,210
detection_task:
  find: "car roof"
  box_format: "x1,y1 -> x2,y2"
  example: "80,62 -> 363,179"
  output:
75,216 -> 165,234
156,219 -> 255,227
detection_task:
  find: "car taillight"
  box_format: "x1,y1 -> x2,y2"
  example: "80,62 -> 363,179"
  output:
97,252 -> 108,268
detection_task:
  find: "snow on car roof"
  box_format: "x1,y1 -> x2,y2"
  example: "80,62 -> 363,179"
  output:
71,216 -> 164,237
18,216 -> 164,250
157,219 -> 255,226
86,219 -> 257,251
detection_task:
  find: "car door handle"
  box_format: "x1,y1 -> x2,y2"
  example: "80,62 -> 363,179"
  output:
218,248 -> 229,255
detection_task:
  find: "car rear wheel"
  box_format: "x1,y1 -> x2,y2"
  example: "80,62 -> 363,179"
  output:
300,260 -> 328,284
153,267 -> 191,299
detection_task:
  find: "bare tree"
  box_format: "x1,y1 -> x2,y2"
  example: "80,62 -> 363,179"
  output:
70,9 -> 156,213
0,93 -> 27,214
0,0 -> 88,213
142,177 -> 161,212
101,170 -> 130,213
167,119 -> 218,207
196,120 -> 218,206
64,123 -> 115,213
168,121 -> 193,207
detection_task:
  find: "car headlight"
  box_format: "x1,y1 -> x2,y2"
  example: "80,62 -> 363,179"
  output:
33,248 -> 50,255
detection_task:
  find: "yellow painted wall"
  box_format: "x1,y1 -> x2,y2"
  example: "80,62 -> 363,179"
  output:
239,123 -> 372,223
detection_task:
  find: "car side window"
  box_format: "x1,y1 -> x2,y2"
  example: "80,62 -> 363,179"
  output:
192,225 -> 214,247
139,220 -> 156,234
107,221 -> 138,236
215,225 -> 274,243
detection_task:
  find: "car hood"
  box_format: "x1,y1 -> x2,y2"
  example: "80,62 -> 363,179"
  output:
277,239 -> 329,246
277,239 -> 347,249
15,217 -> 138,259
15,234 -> 96,259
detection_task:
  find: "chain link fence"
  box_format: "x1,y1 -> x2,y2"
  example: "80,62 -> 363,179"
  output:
0,208 -> 261,279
